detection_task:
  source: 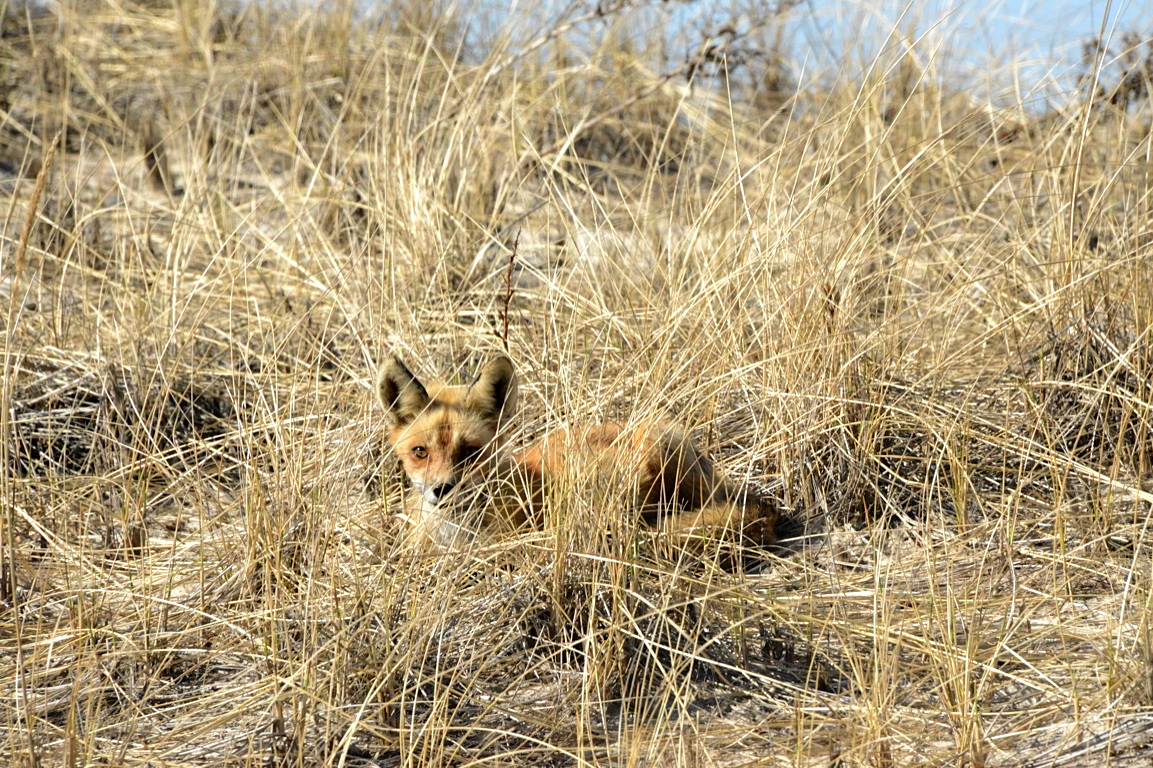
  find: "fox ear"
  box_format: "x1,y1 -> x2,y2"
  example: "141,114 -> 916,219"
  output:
465,356 -> 518,428
377,356 -> 430,428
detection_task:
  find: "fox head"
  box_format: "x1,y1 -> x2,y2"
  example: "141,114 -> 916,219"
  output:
377,354 -> 518,508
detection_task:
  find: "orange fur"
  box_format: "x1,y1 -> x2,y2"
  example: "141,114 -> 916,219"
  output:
377,354 -> 778,548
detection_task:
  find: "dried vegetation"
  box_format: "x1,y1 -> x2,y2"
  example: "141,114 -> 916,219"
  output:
1,1 -> 1152,766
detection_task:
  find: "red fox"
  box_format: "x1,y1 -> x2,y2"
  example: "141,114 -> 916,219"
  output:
378,354 -> 778,549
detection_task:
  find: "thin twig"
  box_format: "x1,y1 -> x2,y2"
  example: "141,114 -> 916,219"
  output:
498,232 -> 519,354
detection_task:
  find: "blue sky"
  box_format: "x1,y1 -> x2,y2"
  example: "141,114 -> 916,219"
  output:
447,0 -> 1149,108
795,0 -> 1147,58
802,3 -> 1145,76
704,0 -> 1150,107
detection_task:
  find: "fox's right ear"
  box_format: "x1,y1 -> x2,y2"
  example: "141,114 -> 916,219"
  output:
377,356 -> 430,428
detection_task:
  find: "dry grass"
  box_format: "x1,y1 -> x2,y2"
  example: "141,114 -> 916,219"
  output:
1,1 -> 1152,766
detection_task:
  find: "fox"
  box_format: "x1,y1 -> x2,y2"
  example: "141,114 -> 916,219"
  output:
377,354 -> 778,550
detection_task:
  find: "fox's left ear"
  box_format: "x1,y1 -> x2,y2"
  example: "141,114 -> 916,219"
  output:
465,355 -> 518,428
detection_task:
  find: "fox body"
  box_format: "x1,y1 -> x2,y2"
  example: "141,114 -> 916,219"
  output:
378,355 -> 778,548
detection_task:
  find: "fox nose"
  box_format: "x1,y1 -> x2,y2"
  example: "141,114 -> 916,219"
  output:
429,481 -> 457,500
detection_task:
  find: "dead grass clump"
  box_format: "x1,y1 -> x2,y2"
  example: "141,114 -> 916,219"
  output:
9,359 -> 238,478
1028,313 -> 1153,472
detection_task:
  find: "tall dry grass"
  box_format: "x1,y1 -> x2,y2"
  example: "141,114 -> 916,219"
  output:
1,1 -> 1151,765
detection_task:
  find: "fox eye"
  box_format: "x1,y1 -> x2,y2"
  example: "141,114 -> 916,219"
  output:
458,445 -> 481,463
411,446 -> 428,460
